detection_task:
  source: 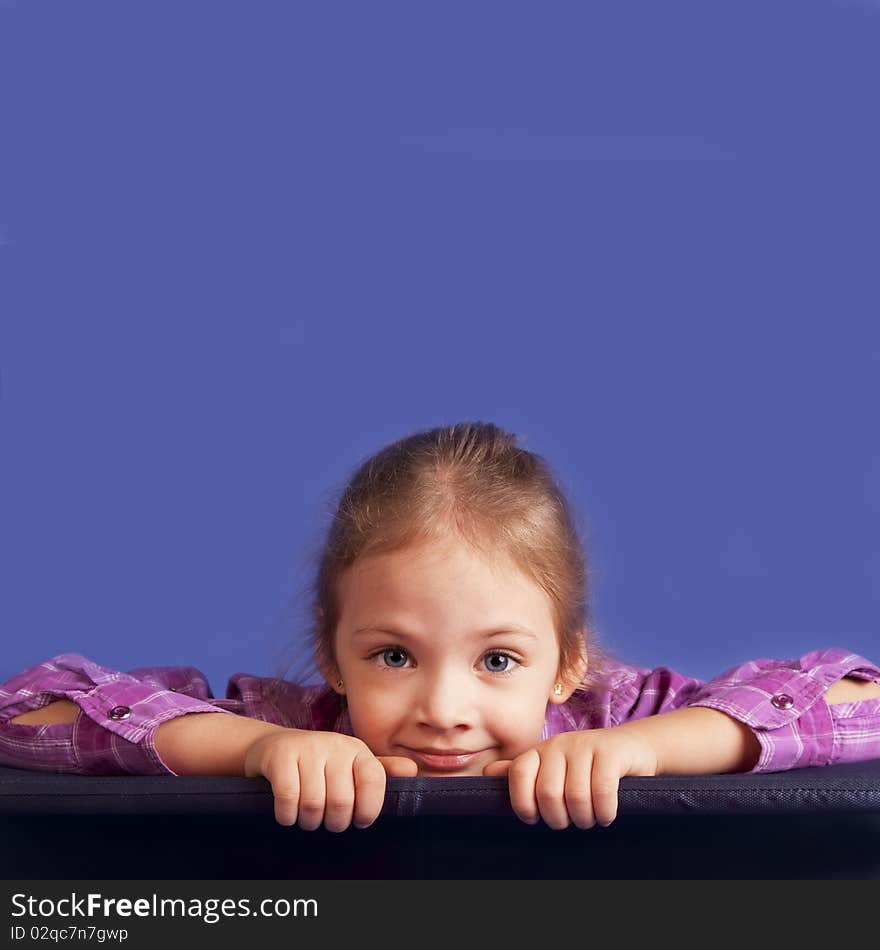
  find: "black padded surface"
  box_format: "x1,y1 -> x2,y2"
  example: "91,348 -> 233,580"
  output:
2,759 -> 880,816
3,761 -> 880,879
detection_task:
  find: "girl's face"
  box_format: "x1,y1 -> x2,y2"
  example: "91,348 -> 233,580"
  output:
329,530 -> 577,776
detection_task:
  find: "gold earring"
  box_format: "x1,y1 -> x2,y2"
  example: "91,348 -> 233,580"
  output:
553,683 -> 563,696
336,679 -> 344,690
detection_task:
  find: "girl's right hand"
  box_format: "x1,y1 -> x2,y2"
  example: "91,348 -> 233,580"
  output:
243,728 -> 418,832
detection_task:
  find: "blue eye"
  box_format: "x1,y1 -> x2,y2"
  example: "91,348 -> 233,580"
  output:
483,652 -> 513,673
381,648 -> 409,668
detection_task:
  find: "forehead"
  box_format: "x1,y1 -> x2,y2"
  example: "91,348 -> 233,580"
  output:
345,532 -> 523,589
337,533 -> 556,630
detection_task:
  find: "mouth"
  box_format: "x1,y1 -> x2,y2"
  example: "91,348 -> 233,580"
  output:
405,748 -> 486,771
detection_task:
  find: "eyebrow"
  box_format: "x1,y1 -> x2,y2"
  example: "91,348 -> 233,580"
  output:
351,624 -> 539,642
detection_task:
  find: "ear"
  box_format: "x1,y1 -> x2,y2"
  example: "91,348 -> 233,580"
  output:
315,652 -> 344,696
313,606 -> 346,694
550,643 -> 589,705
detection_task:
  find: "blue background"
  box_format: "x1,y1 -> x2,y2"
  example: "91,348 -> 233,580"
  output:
1,0 -> 878,693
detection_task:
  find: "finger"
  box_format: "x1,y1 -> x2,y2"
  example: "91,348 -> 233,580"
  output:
563,754 -> 595,830
535,748 -> 570,830
352,753 -> 388,829
482,759 -> 512,777
321,755 -> 357,833
590,757 -> 621,828
377,755 -> 419,777
507,748 -> 541,825
268,762 -> 301,827
295,757 -> 327,831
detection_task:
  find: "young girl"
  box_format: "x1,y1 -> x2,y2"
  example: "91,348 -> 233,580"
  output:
2,421 -> 880,833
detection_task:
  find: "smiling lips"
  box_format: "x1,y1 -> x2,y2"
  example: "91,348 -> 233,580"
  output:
405,748 -> 485,770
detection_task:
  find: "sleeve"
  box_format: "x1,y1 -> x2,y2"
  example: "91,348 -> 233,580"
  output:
683,646 -> 880,773
0,653 -> 239,776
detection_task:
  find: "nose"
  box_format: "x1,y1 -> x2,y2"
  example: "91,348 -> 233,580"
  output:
412,666 -> 478,730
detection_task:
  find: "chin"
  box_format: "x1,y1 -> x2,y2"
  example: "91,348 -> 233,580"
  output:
416,766 -> 483,778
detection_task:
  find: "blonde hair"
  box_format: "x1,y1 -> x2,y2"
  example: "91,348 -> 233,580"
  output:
267,421 -> 619,714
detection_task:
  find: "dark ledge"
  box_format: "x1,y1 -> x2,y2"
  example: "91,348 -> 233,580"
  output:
2,759 -> 880,817
3,761 -> 880,878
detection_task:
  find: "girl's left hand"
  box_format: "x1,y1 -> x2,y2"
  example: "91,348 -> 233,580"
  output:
482,727 -> 658,830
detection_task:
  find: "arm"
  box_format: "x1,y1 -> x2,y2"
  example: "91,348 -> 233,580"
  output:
154,711 -> 287,776
1,653 -> 241,775
823,676 -> 880,704
614,705 -> 762,775
10,701 -> 288,776
615,673 -> 880,776
10,700 -> 80,725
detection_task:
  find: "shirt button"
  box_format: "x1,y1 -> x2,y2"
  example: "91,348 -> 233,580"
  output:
108,706 -> 131,721
771,693 -> 794,710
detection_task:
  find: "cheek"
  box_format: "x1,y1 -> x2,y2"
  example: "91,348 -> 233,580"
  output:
347,694 -> 400,737
490,697 -> 546,742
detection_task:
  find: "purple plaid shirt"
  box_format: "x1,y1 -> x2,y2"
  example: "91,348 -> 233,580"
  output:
1,647 -> 879,775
